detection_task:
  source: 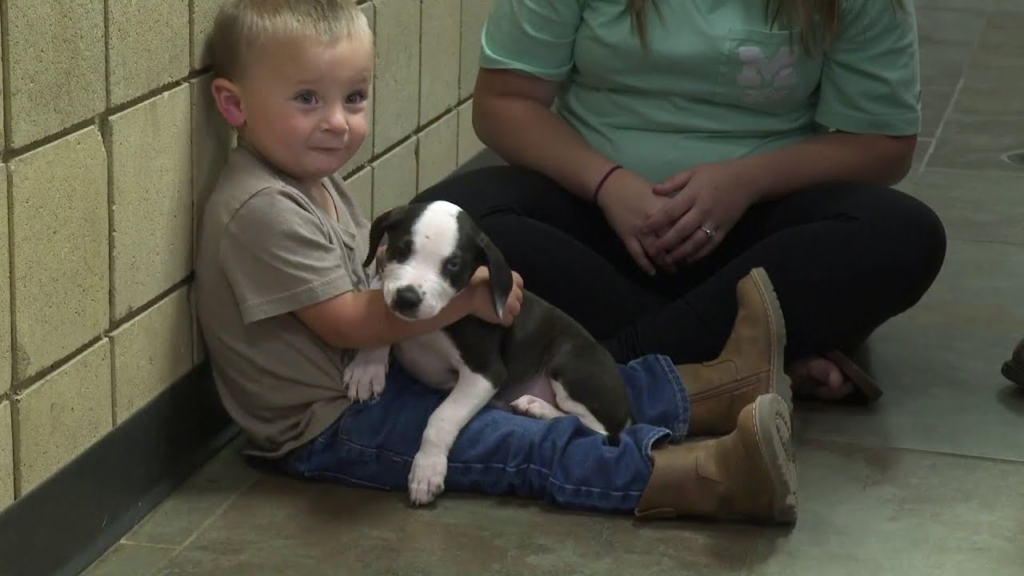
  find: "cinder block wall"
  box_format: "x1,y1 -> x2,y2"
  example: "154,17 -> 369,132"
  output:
0,0 -> 492,513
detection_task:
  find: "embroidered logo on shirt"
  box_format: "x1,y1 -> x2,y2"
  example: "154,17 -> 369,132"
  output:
736,46 -> 797,104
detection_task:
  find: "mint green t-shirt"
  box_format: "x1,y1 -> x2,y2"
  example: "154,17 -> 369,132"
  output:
479,0 -> 921,184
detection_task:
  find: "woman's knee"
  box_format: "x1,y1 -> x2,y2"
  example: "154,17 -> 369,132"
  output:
862,184 -> 947,308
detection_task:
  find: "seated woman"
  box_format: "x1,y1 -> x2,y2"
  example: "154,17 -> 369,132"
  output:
418,0 -> 947,403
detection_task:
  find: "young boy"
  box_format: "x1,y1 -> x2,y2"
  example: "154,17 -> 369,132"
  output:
196,0 -> 800,524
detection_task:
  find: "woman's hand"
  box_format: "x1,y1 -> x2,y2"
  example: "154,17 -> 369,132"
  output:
469,266 -> 525,326
642,161 -> 759,266
595,168 -> 669,276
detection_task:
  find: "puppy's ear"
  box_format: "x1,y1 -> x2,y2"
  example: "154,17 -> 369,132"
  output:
363,205 -> 408,269
476,231 -> 514,322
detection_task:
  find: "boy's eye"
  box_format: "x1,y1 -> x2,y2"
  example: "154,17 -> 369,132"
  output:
345,90 -> 368,105
295,91 -> 318,105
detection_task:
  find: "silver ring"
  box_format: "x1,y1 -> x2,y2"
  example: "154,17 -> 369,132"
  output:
700,225 -> 716,238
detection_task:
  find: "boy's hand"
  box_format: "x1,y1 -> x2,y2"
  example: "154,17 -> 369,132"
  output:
469,266 -> 524,326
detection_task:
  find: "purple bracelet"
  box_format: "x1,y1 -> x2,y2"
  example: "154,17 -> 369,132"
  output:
592,165 -> 622,203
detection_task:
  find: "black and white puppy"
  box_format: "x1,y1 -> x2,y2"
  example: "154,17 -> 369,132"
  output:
346,200 -> 635,506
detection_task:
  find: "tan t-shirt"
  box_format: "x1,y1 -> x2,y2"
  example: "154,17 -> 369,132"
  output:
195,143 -> 376,459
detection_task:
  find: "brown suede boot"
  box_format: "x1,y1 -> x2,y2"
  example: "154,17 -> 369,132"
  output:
678,267 -> 791,436
635,393 -> 798,524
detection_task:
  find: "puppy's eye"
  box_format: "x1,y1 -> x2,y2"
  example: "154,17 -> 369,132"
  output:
444,257 -> 461,272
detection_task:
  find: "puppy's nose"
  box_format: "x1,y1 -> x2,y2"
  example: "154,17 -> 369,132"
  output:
392,286 -> 423,313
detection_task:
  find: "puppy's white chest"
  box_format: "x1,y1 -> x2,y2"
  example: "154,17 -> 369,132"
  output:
394,331 -> 464,390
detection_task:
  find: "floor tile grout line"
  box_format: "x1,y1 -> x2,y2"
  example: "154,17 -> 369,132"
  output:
139,474 -> 261,573
918,165 -> 1024,178
739,536 -> 765,576
115,540 -> 180,550
921,8 -> 996,170
921,74 -> 964,170
921,165 -> 1024,179
800,435 -> 1024,466
944,236 -> 1024,248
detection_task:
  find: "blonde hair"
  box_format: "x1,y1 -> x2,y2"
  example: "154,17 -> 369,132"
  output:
629,0 -> 906,57
208,0 -> 372,80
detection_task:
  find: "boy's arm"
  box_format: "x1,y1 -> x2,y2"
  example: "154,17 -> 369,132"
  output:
219,191 -> 522,351
294,246 -> 480,350
294,284 -> 479,350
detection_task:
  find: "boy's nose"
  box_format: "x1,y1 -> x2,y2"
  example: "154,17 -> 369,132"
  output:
325,107 -> 349,132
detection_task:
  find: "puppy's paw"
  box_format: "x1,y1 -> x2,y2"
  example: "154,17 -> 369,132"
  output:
511,395 -> 565,420
408,451 -> 448,506
343,346 -> 390,402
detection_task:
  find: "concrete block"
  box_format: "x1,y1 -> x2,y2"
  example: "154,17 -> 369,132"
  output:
418,112 -> 458,193
1,166 -> 9,395
6,0 -> 106,147
15,340 -> 112,496
344,166 -> 374,221
374,0 -> 421,153
109,85 -> 193,321
460,0 -> 495,99
0,401 -> 12,511
192,0 -> 229,69
9,128 -> 109,385
192,74 -> 234,264
457,100 -> 486,165
420,0 -> 461,123
107,0 -> 190,106
110,287 -> 193,424
372,137 -> 418,215
347,2 -> 377,170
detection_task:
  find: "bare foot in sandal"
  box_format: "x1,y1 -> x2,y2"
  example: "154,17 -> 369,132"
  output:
787,356 -> 855,401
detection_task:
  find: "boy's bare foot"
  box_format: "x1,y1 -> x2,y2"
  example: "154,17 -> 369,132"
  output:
787,356 -> 855,401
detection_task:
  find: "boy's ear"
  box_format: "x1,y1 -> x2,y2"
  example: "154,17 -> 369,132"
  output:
211,78 -> 245,129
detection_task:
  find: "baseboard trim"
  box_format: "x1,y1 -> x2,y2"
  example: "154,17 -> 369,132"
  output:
0,361 -> 235,576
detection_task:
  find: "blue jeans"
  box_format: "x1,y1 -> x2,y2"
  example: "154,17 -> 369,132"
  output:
281,354 -> 690,514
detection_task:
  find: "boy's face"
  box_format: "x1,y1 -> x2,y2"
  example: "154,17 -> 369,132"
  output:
213,34 -> 373,190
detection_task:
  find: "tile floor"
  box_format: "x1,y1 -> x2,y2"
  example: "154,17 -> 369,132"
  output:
83,2 -> 1024,574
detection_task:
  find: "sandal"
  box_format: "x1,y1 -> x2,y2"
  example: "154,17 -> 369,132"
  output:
822,350 -> 883,403
791,350 -> 883,404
